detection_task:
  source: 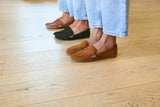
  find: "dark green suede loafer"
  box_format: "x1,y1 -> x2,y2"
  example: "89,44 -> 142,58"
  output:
54,27 -> 71,36
55,28 -> 90,40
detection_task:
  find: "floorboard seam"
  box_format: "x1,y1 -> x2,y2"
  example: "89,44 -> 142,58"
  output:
20,81 -> 160,107
0,55 -> 6,75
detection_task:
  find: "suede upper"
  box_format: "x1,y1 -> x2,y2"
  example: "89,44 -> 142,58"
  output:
66,40 -> 89,55
71,44 -> 117,62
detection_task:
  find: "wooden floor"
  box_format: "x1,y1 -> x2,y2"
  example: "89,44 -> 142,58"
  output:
0,0 -> 160,107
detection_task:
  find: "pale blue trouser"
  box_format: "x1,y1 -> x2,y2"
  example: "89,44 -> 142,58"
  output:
58,0 -> 88,20
58,0 -> 69,12
58,0 -> 129,37
85,0 -> 129,37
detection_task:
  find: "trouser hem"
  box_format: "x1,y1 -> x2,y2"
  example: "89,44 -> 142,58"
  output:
59,8 -> 69,12
74,17 -> 88,20
89,25 -> 102,28
103,30 -> 128,37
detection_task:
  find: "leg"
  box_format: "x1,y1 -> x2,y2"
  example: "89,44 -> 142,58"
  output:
58,0 -> 74,25
66,0 -> 102,54
46,0 -> 74,29
101,0 -> 129,37
94,0 -> 129,53
67,0 -> 74,16
70,0 -> 129,62
85,0 -> 103,45
68,0 -> 103,43
58,0 -> 69,12
69,0 -> 89,34
55,0 -> 90,40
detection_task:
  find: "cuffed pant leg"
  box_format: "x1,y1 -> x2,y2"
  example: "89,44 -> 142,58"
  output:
85,0 -> 102,28
100,0 -> 129,37
67,0 -> 74,16
73,0 -> 88,20
58,0 -> 69,12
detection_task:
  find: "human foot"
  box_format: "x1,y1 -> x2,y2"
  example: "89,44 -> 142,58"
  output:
87,28 -> 103,45
46,12 -> 74,29
54,20 -> 90,40
69,20 -> 79,29
70,20 -> 89,35
46,12 -> 65,26
70,34 -> 117,62
66,28 -> 102,54
59,12 -> 74,25
93,33 -> 117,54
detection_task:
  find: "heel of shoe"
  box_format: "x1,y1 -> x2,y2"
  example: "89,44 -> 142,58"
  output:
96,44 -> 118,59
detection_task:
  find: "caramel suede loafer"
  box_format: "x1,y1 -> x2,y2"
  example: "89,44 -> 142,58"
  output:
55,27 -> 90,40
66,40 -> 89,55
71,44 -> 117,62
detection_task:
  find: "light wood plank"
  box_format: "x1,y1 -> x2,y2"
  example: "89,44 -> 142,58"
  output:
0,0 -> 160,107
0,56 -> 5,74
0,55 -> 160,106
2,37 -> 160,75
24,81 -> 160,107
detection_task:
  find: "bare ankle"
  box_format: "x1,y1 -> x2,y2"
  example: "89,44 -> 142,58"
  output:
76,20 -> 89,27
103,34 -> 116,44
87,28 -> 103,45
107,35 -> 116,46
63,12 -> 69,16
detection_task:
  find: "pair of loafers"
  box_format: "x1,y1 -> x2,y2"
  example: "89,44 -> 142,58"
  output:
54,27 -> 90,40
66,40 -> 118,62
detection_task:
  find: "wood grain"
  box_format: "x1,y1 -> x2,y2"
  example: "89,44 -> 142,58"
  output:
0,56 -> 5,74
24,82 -> 160,107
0,55 -> 159,106
0,0 -> 160,107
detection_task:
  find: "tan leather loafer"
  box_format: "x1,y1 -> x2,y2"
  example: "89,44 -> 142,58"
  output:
46,19 -> 74,29
71,44 -> 117,62
66,40 -> 89,55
